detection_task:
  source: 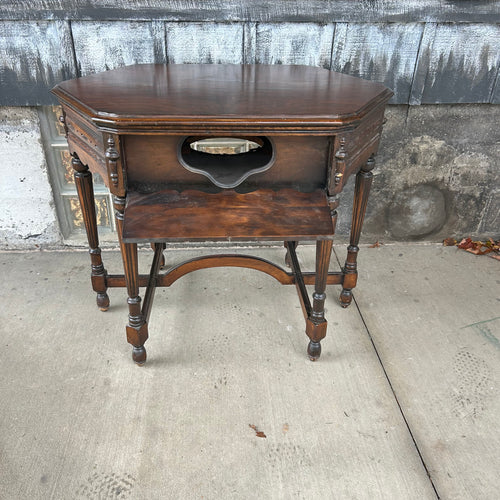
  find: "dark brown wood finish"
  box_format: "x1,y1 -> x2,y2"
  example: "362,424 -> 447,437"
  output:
114,195 -> 148,365
71,154 -> 110,311
52,64 -> 392,364
52,64 -> 391,132
122,189 -> 335,243
306,240 -> 334,361
340,156 -> 376,308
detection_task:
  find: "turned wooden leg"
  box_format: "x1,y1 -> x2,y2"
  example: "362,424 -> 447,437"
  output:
114,196 -> 148,365
72,154 -> 109,311
306,239 -> 333,361
151,242 -> 166,268
340,155 -> 375,308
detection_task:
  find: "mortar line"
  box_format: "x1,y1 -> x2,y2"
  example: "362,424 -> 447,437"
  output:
332,248 -> 440,499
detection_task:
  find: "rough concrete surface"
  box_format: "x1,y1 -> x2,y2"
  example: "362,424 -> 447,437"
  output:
0,244 -> 498,499
0,107 -> 61,248
355,244 -> 500,500
337,104 -> 500,241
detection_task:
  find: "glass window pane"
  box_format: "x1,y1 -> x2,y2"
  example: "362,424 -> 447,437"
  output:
51,105 -> 67,137
65,196 -> 111,231
60,149 -> 74,185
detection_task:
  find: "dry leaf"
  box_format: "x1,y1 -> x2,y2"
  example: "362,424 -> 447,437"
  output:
448,236 -> 500,259
249,424 -> 266,438
443,237 -> 456,246
369,241 -> 382,248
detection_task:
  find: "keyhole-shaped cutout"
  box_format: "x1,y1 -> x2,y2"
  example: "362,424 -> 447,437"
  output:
178,136 -> 274,188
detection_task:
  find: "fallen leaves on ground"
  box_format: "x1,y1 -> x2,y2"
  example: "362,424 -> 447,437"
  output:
443,237 -> 500,260
249,424 -> 267,438
369,241 -> 383,248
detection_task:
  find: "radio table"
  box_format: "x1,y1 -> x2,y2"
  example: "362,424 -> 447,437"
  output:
52,64 -> 392,365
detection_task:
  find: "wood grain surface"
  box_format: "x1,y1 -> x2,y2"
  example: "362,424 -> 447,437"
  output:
122,188 -> 335,242
52,64 -> 391,132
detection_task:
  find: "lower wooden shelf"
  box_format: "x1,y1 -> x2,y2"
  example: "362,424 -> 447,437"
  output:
122,188 -> 335,243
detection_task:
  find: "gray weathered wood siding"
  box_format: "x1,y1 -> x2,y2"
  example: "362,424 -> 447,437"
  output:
1,1 -> 499,23
0,21 -> 76,105
1,1 -> 499,105
410,23 -> 500,104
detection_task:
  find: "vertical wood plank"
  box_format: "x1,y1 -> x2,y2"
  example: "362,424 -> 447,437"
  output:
488,65 -> 500,104
331,22 -> 424,104
166,22 -> 244,64
410,23 -> 500,104
0,20 -> 76,105
255,23 -> 334,68
71,21 -> 166,75
242,23 -> 257,64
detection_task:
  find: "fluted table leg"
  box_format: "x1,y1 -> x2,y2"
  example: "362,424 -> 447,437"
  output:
114,196 -> 148,365
340,155 -> 375,308
72,154 -> 109,311
306,239 -> 333,360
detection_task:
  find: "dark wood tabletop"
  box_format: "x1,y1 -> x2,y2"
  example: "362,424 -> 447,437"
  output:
52,64 -> 392,130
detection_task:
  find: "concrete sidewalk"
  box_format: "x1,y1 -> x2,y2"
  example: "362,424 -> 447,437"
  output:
0,244 -> 498,499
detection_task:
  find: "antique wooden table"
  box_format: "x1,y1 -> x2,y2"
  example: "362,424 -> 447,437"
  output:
52,64 -> 392,365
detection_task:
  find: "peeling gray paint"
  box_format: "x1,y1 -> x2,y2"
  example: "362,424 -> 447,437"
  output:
331,23 -> 424,104
0,20 -> 76,105
166,23 -> 244,64
410,23 -> 500,104
72,21 -> 166,75
0,1 -> 499,23
1,18 -> 499,105
255,23 -> 334,68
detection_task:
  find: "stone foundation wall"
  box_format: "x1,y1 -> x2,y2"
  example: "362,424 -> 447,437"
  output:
337,105 -> 500,242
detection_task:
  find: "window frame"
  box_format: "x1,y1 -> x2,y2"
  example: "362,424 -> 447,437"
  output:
38,105 -> 117,243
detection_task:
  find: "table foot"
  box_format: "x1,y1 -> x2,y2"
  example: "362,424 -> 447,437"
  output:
132,346 -> 147,365
339,288 -> 353,308
97,292 -> 110,311
307,341 -> 322,361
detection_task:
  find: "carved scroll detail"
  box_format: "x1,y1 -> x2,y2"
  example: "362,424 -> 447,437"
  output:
334,137 -> 346,186
105,135 -> 120,188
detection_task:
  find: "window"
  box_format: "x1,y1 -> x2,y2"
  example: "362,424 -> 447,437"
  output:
39,106 -> 116,243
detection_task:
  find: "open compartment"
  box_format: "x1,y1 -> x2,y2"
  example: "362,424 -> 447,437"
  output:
178,136 -> 274,188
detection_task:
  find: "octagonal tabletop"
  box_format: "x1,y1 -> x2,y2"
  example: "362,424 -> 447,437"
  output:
52,64 -> 392,132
